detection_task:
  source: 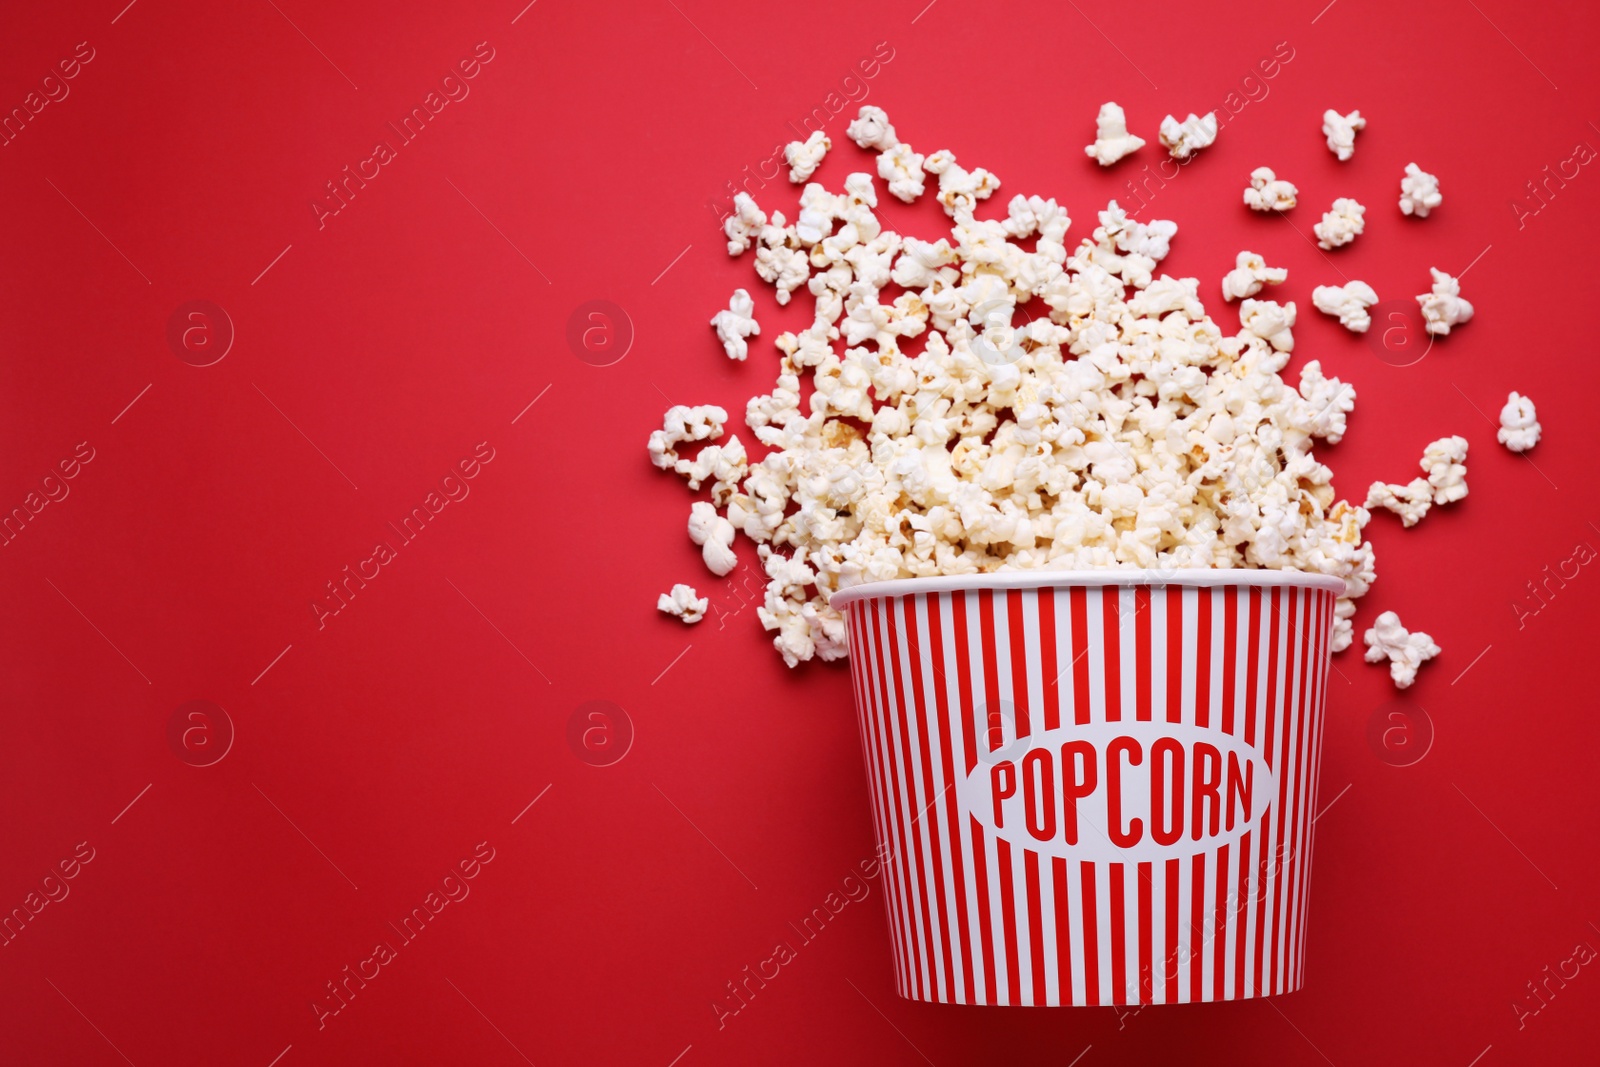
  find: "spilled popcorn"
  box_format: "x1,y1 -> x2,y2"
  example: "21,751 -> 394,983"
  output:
1363,610 -> 1440,688
654,106 -> 1389,668
1498,392 -> 1540,452
658,584 -> 710,624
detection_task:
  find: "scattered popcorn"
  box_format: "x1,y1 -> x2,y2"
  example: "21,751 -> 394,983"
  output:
923,149 -> 1000,215
1221,251 -> 1287,302
1322,109 -> 1365,161
648,404 -> 728,473
688,501 -> 738,576
1399,163 -> 1441,218
711,289 -> 760,360
1363,610 -> 1440,689
1365,477 -> 1433,526
1416,268 -> 1473,336
1243,167 -> 1298,212
1497,392 -> 1541,452
1297,360 -> 1356,443
1239,298 -> 1297,352
724,192 -> 766,256
657,583 -> 710,624
654,107 -> 1380,666
846,106 -> 897,151
1366,434 -> 1469,524
1313,198 -> 1366,250
785,131 -> 831,183
1311,281 -> 1379,332
1085,102 -> 1145,166
878,142 -> 927,202
1421,435 -> 1469,504
1159,112 -> 1218,159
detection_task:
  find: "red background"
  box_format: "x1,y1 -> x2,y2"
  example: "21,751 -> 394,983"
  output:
3,0 -> 1598,1064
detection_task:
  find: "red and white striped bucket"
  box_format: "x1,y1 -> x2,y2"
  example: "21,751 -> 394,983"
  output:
830,570 -> 1342,1006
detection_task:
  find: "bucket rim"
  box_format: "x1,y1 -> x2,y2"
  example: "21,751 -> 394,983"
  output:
827,567 -> 1346,607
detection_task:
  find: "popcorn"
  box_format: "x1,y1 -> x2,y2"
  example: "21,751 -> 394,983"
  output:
648,404 -> 728,473
878,142 -> 927,202
1085,102 -> 1145,166
724,192 -> 766,256
1221,251 -> 1287,302
923,149 -> 1000,216
688,500 -> 738,576
1159,112 -> 1218,159
1239,298 -> 1297,351
654,110 -> 1382,666
1322,109 -> 1365,161
1366,434 -> 1469,524
785,131 -> 831,183
1364,477 -> 1433,526
1297,360 -> 1355,443
1243,167 -> 1298,212
1314,198 -> 1366,249
1497,392 -> 1541,452
846,106 -> 897,151
711,289 -> 760,360
1363,610 -> 1440,688
1416,268 -> 1473,336
1399,163 -> 1441,218
1421,435 -> 1469,503
657,583 -> 709,624
1311,281 -> 1379,332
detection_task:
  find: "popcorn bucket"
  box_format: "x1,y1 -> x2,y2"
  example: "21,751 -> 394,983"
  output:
830,570 -> 1342,1006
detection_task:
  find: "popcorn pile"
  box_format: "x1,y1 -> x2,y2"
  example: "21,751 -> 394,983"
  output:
651,103 -> 1536,689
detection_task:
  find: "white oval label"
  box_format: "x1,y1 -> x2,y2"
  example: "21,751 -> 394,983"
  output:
956,720 -> 1276,862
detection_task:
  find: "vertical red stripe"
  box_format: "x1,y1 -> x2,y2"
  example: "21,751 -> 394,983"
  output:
1103,588 -> 1123,722
1166,586 -> 1184,724
996,838 -> 1022,1003
1163,857 -> 1179,1003
954,593 -> 979,775
883,598 -> 932,997
1195,587 -> 1213,729
1135,587 -> 1152,721
1190,851 -> 1206,1002
1222,588 -> 1238,736
969,820 -> 998,1004
1234,828 -> 1252,999
1038,588 -> 1061,731
1071,587 -> 1092,726
1267,587 -> 1301,995
1138,862 -> 1154,1005
1245,586 -> 1262,746
926,594 -> 977,1005
1025,853 -> 1046,1005
904,596 -> 956,1002
1007,589 -> 1031,739
1109,863 -> 1128,1004
1251,810 -> 1272,997
1212,842 -> 1231,1002
1261,587 -> 1281,768
1080,863 -> 1100,1005
1052,858 -> 1073,1003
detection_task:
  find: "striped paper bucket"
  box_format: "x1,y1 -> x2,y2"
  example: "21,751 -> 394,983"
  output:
829,570 -> 1342,1006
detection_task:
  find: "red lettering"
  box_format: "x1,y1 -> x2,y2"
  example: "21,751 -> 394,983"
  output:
991,761 -> 1016,829
1225,750 -> 1253,830
1107,737 -> 1143,846
1151,738 -> 1185,846
1022,749 -> 1056,842
1060,740 -> 1096,846
1191,742 -> 1222,840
